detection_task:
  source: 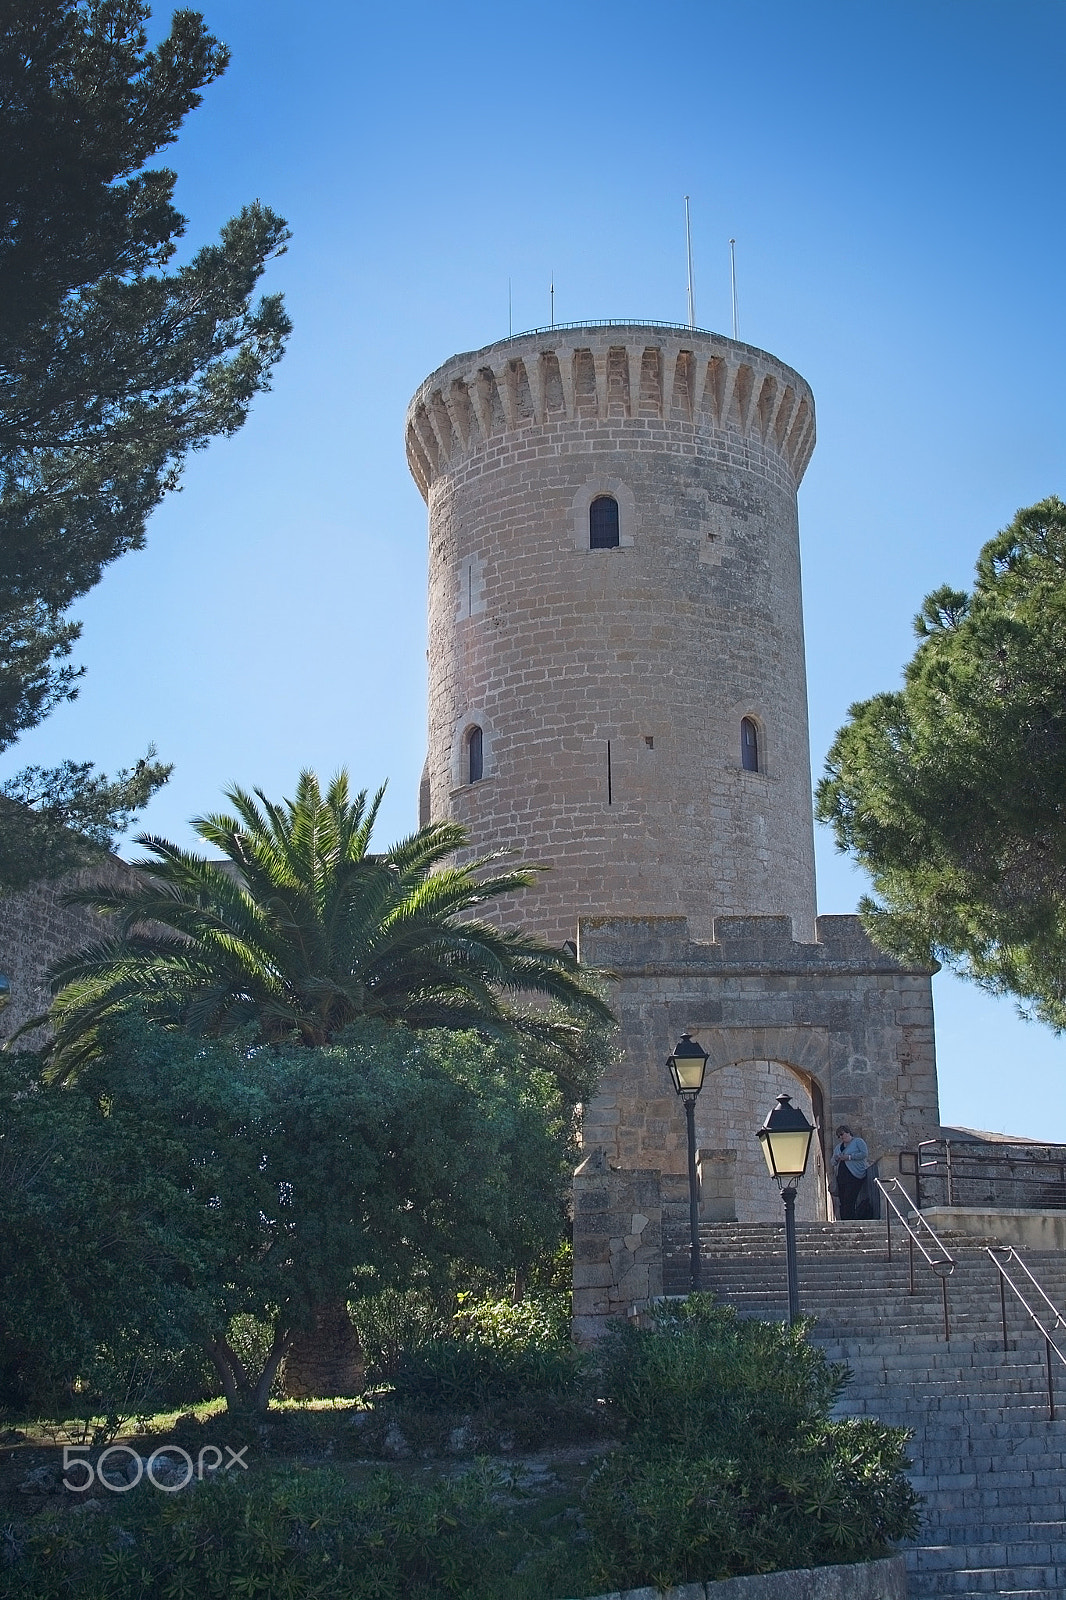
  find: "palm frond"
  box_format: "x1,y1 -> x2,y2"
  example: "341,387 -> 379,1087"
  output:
41,766 -> 614,1076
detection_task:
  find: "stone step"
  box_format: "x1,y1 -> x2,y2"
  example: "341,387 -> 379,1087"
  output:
821,1340 -> 1048,1358
919,1522 -> 1066,1544
908,1460 -> 1066,1479
855,1423 -> 1065,1446
908,1568 -> 1066,1596
833,1372 -> 1061,1394
662,1221 -> 1066,1598
911,1543 -> 1066,1571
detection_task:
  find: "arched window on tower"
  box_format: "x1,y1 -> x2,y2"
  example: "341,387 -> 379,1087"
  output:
589,495 -> 620,549
741,717 -> 760,773
466,725 -> 484,783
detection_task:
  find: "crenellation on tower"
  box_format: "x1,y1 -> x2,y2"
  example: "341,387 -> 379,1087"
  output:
406,325 -> 816,497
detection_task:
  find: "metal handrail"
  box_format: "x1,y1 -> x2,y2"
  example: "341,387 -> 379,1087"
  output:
876,1177 -> 956,1339
986,1246 -> 1066,1421
905,1137 -> 1066,1210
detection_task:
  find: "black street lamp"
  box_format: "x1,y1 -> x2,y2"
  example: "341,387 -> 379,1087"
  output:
667,1032 -> 709,1293
757,1093 -> 815,1325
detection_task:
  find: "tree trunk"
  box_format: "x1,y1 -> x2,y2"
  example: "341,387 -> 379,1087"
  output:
281,1300 -> 365,1399
206,1322 -> 292,1414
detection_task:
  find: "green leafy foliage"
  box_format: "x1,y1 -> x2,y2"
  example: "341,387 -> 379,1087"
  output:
394,1292 -> 579,1410
0,1020 -> 578,1415
345,1285 -> 606,1453
817,496 -> 1066,1029
601,1294 -> 842,1455
0,750 -> 170,893
0,1463 -> 584,1600
393,1299 -> 600,1452
0,1301 -> 917,1597
348,1288 -> 454,1386
581,1298 -> 920,1588
40,767 -> 613,1084
0,0 -> 290,885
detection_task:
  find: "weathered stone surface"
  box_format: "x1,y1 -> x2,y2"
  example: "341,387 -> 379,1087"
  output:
409,326 -> 819,951
578,914 -> 939,1227
561,1553 -> 907,1600
406,324 -> 941,1284
0,856 -> 143,1047
572,1160 -> 663,1340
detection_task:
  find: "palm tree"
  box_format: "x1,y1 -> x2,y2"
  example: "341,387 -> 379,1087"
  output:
35,769 -> 613,1400
41,768 -> 612,1077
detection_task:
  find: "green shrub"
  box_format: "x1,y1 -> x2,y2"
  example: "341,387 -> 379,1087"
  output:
454,1289 -> 571,1346
348,1287 -> 453,1385
0,1463 -> 585,1600
581,1296 -> 921,1591
392,1291 -> 582,1410
583,1417 -> 921,1589
601,1294 -> 842,1455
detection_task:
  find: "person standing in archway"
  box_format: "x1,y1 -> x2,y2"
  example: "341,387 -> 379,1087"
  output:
832,1125 -> 869,1220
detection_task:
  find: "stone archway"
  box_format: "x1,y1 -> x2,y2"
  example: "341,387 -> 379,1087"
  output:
693,1057 -> 829,1224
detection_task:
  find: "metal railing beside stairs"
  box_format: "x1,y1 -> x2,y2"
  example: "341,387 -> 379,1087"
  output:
986,1246 -> 1066,1421
876,1177 -> 956,1340
901,1138 -> 1066,1210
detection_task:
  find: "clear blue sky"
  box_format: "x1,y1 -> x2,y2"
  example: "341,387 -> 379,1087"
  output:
7,0 -> 1066,1136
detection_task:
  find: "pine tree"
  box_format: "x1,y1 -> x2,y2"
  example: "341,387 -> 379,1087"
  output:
0,1 -> 291,886
817,496 -> 1066,1030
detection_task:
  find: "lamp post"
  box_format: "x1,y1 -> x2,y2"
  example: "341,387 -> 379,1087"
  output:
757,1093 -> 815,1325
667,1032 -> 709,1293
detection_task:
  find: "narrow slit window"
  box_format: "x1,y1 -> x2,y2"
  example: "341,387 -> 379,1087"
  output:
589,495 -> 620,549
741,717 -> 760,773
467,726 -> 484,783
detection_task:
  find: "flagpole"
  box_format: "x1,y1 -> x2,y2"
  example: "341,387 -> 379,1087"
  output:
685,196 -> 696,329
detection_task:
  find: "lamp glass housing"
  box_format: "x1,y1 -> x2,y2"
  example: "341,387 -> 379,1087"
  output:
667,1033 -> 708,1097
757,1094 -> 815,1181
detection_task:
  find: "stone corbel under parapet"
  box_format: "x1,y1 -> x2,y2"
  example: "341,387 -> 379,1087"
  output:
405,326 -> 817,499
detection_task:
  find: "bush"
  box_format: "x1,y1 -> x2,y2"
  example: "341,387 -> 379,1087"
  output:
348,1288 -> 453,1386
581,1297 -> 921,1591
0,1463 -> 586,1600
391,1292 -> 582,1410
601,1294 -> 842,1455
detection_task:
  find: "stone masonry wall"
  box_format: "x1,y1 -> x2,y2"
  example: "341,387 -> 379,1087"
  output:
407,325 -> 819,948
0,857 -> 141,1046
407,323 -> 945,1336
572,1151 -> 664,1341
576,913 -> 940,1224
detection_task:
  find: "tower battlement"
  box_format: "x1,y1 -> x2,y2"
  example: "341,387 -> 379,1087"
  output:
406,324 -> 815,500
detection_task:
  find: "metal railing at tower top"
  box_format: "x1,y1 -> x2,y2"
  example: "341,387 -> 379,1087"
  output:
877,1176 -> 956,1340
509,318 -> 722,340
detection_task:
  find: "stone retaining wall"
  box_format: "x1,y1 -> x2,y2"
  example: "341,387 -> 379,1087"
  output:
922,1205 -> 1066,1251
565,1552 -> 907,1600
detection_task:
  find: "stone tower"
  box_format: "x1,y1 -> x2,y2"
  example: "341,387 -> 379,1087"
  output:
407,322 -> 940,1334
406,324 -> 818,948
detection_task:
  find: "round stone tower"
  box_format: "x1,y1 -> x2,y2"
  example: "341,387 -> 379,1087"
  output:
406,323 -> 818,948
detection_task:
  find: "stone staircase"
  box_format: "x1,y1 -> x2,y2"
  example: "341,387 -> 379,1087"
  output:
664,1219 -> 1066,1598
